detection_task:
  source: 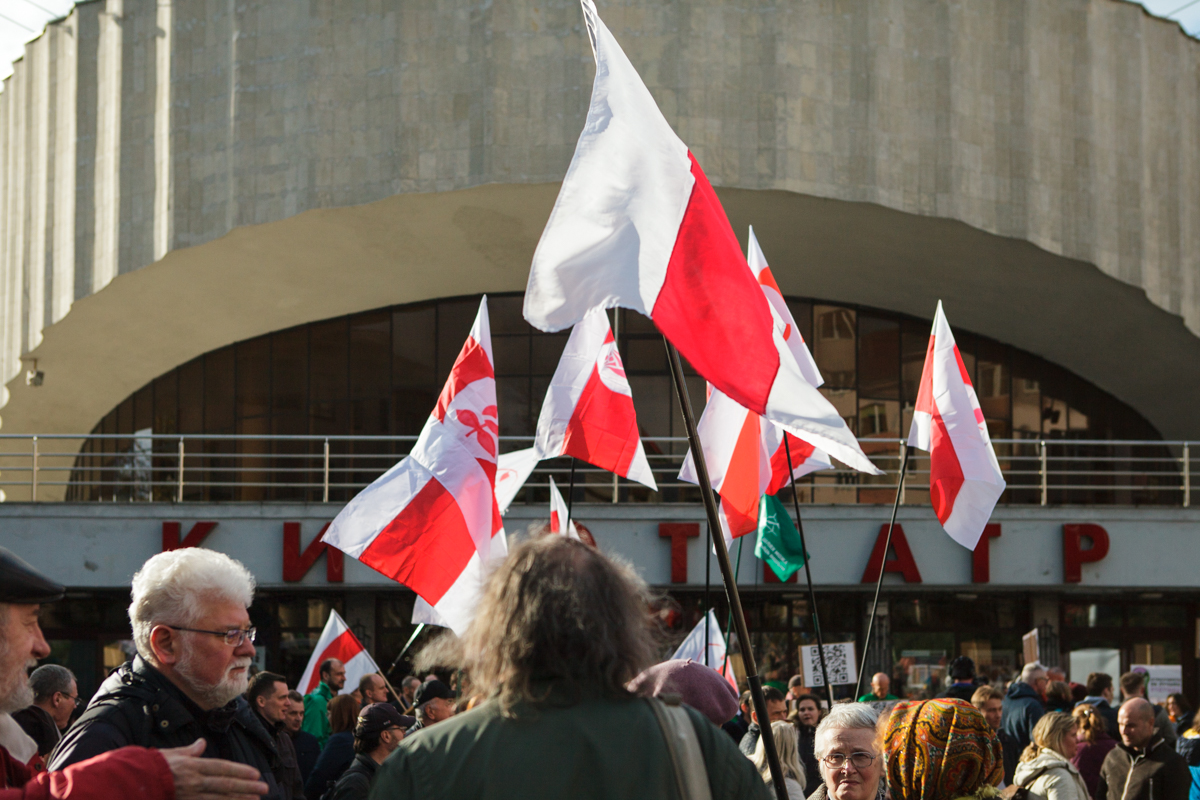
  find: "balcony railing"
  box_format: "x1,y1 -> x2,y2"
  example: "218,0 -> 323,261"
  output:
0,434 -> 1190,507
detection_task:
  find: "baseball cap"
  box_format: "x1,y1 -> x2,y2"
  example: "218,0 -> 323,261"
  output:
413,678 -> 455,707
356,703 -> 413,736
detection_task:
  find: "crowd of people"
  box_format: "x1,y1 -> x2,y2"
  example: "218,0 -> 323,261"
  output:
1,539 -> 1199,800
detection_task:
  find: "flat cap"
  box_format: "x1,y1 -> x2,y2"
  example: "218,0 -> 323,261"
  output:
0,548 -> 64,604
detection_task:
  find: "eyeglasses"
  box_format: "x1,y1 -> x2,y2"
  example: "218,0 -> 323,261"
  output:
822,752 -> 878,770
168,625 -> 257,647
57,692 -> 80,707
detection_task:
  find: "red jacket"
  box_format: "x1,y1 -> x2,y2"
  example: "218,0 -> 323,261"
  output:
0,744 -> 172,800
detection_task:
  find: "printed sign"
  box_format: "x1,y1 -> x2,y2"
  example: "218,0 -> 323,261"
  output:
801,642 -> 858,687
1131,664 -> 1182,704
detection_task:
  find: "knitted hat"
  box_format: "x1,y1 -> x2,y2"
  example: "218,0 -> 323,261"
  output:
628,659 -> 739,726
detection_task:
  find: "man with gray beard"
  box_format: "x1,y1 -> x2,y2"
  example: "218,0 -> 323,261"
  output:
50,549 -> 283,799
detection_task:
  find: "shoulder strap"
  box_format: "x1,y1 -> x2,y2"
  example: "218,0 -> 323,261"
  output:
646,697 -> 713,800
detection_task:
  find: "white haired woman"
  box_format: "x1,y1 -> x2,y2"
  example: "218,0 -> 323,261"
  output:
752,721 -> 807,799
810,703 -> 885,800
1012,711 -> 1090,800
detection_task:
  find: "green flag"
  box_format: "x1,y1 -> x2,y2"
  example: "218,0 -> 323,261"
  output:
755,493 -> 808,581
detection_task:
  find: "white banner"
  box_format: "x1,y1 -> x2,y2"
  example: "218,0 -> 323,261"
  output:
801,642 -> 857,687
1131,664 -> 1182,704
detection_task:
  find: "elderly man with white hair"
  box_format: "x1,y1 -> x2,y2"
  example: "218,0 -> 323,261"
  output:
50,548 -> 282,798
0,546 -> 268,800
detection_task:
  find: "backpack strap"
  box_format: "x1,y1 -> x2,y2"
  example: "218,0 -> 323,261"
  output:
645,696 -> 713,800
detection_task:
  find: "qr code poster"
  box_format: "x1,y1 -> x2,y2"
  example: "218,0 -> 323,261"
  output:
801,642 -> 858,687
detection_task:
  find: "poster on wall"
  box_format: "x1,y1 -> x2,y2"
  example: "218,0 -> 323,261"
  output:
1130,664 -> 1182,704
801,642 -> 858,687
1069,648 -> 1121,685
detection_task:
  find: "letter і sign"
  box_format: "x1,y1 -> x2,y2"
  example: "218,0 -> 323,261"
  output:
659,523 -> 700,583
162,521 -> 217,551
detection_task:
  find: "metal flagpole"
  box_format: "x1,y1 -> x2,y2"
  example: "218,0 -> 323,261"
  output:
783,432 -> 835,710
705,511 -> 712,665
852,442 -> 911,701
566,456 -> 577,526
664,338 -> 789,800
385,623 -> 426,679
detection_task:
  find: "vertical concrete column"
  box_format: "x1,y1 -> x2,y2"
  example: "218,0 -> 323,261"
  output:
27,37 -> 50,351
153,0 -> 173,261
93,0 -> 123,294
0,88 -> 9,403
51,19 -> 78,325
5,63 -> 28,382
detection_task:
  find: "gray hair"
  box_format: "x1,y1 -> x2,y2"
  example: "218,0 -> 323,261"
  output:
29,664 -> 75,702
814,703 -> 881,759
1021,661 -> 1047,683
129,549 -> 255,664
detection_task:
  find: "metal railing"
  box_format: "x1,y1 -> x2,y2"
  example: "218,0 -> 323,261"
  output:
0,433 -> 1192,506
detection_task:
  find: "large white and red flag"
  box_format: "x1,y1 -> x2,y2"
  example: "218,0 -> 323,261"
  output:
323,297 -> 506,636
534,306 -> 657,489
680,385 -> 832,545
747,226 -> 822,389
547,476 -> 581,540
495,447 -> 540,514
909,302 -> 1006,549
522,0 -> 879,476
670,610 -> 737,690
298,610 -> 380,695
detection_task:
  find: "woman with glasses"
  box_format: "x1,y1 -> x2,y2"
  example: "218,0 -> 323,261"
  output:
810,704 -> 884,800
883,698 -> 1002,800
1012,712 -> 1090,800
752,721 -> 807,799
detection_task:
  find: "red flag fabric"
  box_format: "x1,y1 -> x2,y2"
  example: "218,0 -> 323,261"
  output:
535,307 -> 657,490
323,297 -> 506,635
521,0 -> 878,476
908,301 -> 1006,549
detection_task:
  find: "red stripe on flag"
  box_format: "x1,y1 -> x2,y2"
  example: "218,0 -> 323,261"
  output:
303,629 -> 364,694
562,366 -> 640,477
358,477 -> 476,605
914,334 -> 937,415
434,337 -> 494,423
767,434 -> 816,495
757,266 -> 783,295
929,406 -> 966,525
652,154 -> 779,417
719,413 -> 763,538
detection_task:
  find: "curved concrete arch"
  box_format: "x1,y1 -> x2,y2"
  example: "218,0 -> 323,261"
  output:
4,183 -> 1197,456
1,0 -> 1198,422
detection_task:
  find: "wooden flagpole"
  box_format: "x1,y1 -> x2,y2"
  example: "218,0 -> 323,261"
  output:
782,433 -> 835,709
664,338 -> 789,800
853,442 -> 911,701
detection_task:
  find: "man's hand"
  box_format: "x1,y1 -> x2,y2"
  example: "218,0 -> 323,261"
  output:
159,739 -> 269,800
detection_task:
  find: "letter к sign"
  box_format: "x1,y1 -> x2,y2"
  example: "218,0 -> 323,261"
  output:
283,522 -> 344,583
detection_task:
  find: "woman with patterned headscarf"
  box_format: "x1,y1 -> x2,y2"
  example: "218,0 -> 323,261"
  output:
884,698 -> 1004,800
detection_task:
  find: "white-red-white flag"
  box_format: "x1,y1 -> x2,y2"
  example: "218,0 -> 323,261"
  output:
495,447 -> 540,514
323,297 -> 506,636
670,610 -> 737,690
522,0 -> 879,477
908,301 -> 1006,550
547,476 -> 581,540
747,226 -> 822,389
534,307 -> 657,490
298,610 -> 380,696
680,385 -> 832,545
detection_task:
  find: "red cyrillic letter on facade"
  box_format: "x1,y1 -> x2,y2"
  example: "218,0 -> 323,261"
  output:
972,524 -> 1002,583
1062,523 -> 1109,583
659,523 -> 700,584
283,522 -> 344,583
162,521 -> 218,551
861,524 -> 923,584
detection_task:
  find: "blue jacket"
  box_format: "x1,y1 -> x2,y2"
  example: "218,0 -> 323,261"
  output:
1001,680 -> 1045,752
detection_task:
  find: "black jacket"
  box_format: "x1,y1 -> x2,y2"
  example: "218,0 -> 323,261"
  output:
723,712 -> 750,745
252,707 -> 303,800
304,731 -> 355,800
938,682 -> 978,702
292,729 -> 321,782
325,752 -> 378,800
12,705 -> 60,757
1096,737 -> 1190,800
47,655 -> 282,800
797,722 -> 819,792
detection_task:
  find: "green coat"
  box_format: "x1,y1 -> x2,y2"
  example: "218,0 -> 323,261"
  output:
302,682 -> 335,749
369,690 -> 771,800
